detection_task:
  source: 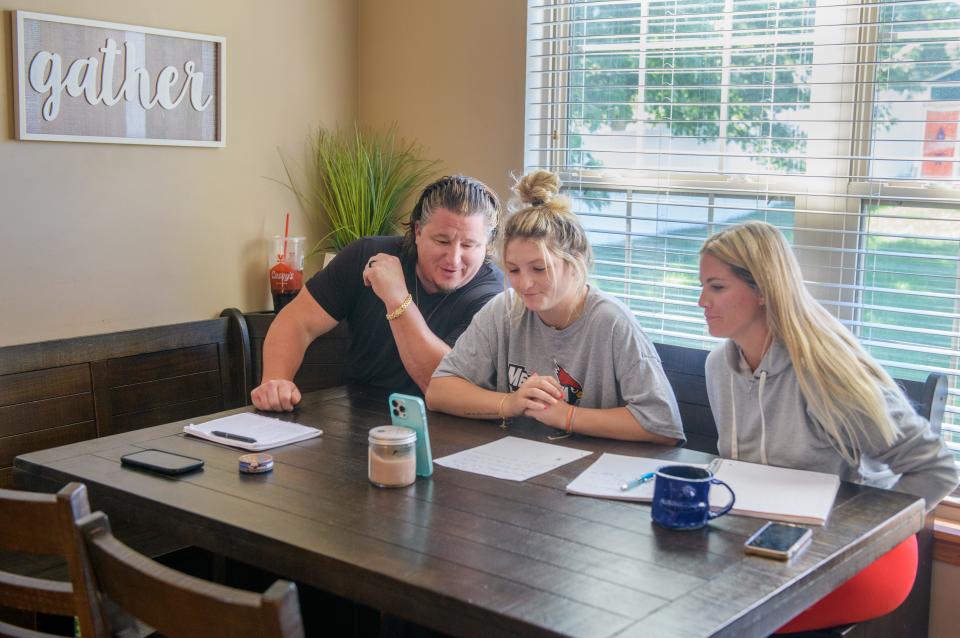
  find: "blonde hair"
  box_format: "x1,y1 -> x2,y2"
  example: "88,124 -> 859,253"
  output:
499,170 -> 593,319
701,221 -> 900,464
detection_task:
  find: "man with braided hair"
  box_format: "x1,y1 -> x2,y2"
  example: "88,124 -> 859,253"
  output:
252,176 -> 503,411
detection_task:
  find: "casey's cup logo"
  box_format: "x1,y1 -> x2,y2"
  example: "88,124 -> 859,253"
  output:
270,263 -> 302,293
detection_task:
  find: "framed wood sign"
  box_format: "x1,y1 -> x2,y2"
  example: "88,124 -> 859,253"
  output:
12,11 -> 225,147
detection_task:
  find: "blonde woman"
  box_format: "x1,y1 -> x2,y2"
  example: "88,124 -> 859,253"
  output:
426,170 -> 683,443
699,221 -> 958,633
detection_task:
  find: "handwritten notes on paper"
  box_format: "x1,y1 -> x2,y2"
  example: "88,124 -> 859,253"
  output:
434,436 -> 592,481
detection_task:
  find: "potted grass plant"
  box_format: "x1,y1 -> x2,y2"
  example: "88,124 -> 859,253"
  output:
280,124 -> 439,260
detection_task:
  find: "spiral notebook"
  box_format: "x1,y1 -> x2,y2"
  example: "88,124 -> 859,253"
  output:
566,454 -> 840,525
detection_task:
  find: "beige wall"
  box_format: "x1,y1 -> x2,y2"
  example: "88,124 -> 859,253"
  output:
0,0 -> 357,346
1,0 -> 525,347
358,0 -> 526,206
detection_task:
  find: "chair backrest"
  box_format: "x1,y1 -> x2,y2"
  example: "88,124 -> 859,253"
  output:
78,512 -> 304,638
0,483 -> 104,637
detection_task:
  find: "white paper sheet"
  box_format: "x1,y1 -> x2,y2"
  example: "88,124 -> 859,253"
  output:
434,436 -> 593,481
709,458 -> 839,525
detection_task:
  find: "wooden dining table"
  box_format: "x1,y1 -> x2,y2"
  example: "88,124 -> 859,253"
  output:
13,385 -> 924,638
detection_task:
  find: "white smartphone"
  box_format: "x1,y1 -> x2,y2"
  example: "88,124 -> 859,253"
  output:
744,522 -> 813,560
389,393 -> 432,477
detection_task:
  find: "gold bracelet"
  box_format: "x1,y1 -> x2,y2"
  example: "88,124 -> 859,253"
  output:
498,393 -> 509,430
385,294 -> 413,321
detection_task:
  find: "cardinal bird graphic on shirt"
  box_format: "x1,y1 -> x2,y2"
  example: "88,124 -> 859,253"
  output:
554,360 -> 583,406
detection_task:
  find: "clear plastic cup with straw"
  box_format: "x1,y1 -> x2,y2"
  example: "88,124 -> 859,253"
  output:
269,214 -> 305,312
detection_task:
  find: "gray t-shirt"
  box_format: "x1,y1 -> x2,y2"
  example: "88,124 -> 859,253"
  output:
433,287 -> 685,441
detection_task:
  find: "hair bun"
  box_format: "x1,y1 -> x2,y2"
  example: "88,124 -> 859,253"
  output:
514,170 -> 561,207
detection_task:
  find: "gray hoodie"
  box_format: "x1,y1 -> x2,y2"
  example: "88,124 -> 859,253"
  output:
705,339 -> 958,508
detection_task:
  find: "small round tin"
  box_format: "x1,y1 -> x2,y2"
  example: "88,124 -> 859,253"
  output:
238,453 -> 274,474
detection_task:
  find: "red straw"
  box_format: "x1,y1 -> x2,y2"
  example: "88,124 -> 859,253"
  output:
282,212 -> 290,260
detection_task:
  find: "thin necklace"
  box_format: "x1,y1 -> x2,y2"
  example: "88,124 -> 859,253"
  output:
416,275 -> 451,324
555,287 -> 588,330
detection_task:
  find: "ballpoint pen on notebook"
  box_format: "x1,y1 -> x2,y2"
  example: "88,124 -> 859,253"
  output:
620,471 -> 656,491
212,431 -> 257,444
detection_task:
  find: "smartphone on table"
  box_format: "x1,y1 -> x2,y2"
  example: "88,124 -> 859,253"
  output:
388,393 -> 432,477
120,449 -> 204,476
744,522 -> 813,560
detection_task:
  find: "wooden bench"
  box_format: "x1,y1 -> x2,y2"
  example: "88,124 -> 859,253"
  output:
0,309 -> 250,489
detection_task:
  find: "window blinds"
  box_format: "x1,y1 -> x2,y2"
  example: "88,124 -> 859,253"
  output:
525,0 -> 960,458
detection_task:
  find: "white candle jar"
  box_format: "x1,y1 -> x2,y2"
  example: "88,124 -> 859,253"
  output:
368,426 -> 417,488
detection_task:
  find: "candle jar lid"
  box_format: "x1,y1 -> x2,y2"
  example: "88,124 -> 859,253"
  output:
368,425 -> 417,446
238,453 -> 274,474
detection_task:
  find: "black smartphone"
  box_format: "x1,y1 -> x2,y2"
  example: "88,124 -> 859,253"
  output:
120,449 -> 204,476
744,522 -> 813,560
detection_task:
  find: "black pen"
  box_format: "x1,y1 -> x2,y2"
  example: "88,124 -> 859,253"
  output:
212,430 -> 257,444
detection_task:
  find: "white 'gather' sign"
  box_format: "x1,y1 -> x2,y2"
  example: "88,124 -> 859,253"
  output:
12,11 -> 225,147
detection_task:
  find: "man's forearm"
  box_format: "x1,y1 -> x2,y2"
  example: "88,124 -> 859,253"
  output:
260,320 -> 311,381
260,291 -> 338,381
387,303 -> 452,392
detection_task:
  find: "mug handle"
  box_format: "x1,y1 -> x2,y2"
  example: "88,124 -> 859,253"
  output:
707,479 -> 736,520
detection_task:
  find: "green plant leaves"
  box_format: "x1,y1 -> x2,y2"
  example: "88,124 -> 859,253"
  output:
280,124 -> 439,255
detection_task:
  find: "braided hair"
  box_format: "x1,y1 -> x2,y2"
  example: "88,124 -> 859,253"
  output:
401,175 -> 502,259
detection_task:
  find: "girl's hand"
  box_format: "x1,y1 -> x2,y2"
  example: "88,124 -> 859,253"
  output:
505,373 -> 563,416
524,397 -> 569,430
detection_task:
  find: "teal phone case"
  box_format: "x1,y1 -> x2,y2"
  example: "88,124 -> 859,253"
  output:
388,393 -> 432,477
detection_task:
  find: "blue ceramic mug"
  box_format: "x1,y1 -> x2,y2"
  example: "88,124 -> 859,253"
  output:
651,465 -> 736,530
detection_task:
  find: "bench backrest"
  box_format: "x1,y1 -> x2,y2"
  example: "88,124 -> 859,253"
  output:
0,314 -> 248,487
654,342 -> 947,454
242,313 -> 350,395
5,309 -> 943,486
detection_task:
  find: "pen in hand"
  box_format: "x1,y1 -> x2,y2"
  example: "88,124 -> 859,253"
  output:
212,431 -> 257,444
620,472 -> 656,491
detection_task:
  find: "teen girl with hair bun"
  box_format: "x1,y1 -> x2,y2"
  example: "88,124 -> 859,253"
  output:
426,170 -> 684,443
699,220 -> 958,632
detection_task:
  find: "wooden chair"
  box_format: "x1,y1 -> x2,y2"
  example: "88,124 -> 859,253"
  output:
78,512 -> 304,638
0,482 -> 104,637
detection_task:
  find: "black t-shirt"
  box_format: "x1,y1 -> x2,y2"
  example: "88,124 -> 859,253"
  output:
306,236 -> 503,394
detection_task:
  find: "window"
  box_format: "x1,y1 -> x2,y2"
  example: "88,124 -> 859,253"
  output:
526,0 -> 960,460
